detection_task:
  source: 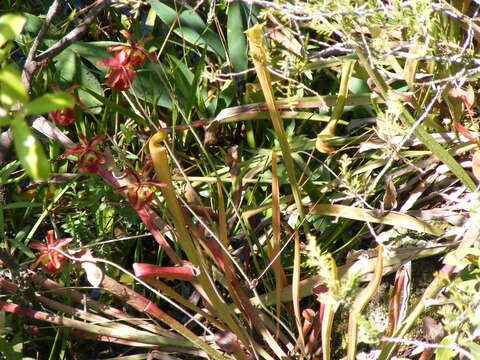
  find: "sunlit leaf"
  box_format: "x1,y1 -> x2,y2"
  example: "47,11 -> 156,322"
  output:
0,13 -> 26,47
436,335 -> 457,360
227,2 -> 248,72
0,65 -> 28,106
10,116 -> 49,180
24,92 -> 74,115
149,1 -> 225,59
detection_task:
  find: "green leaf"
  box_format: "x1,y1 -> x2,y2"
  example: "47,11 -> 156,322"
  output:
466,342 -> 480,358
443,248 -> 480,266
227,1 -> 248,72
168,54 -> 194,108
54,47 -> 77,82
22,13 -> 43,34
0,13 -> 26,47
436,335 -> 457,360
0,64 -> 28,106
10,116 -> 49,180
149,1 -> 225,59
131,61 -> 172,109
0,161 -> 19,184
77,63 -> 104,114
0,117 -> 11,126
24,92 -> 74,115
69,41 -> 117,67
0,202 -> 42,210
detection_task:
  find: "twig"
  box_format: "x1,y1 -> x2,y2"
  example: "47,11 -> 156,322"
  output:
35,0 -> 111,62
382,336 -> 474,360
22,0 -> 62,94
0,0 -> 112,164
267,66 -> 321,97
432,1 -> 480,41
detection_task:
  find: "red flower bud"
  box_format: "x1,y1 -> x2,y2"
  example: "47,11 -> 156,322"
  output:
50,107 -> 76,126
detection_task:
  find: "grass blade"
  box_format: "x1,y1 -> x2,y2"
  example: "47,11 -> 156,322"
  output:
347,246 -> 384,360
353,44 -> 476,191
245,23 -> 309,234
309,204 -> 443,235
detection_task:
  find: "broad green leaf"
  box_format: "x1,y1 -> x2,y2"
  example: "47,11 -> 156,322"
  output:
349,77 -> 370,94
0,65 -> 28,105
54,47 -> 77,82
69,41 -> 117,67
0,14 -> 26,47
77,62 -> 104,114
0,117 -> 11,126
53,47 -> 104,114
11,116 -> 49,180
22,13 -> 43,34
168,54 -> 194,108
466,342 -> 480,358
149,1 -> 225,59
227,1 -> 248,72
132,61 -> 172,109
0,42 -> 13,62
24,92 -> 74,115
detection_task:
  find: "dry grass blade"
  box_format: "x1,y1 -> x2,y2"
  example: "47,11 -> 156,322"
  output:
309,204 -> 443,235
321,255 -> 339,360
292,229 -> 305,353
378,220 -> 480,360
253,245 -> 450,307
0,300 -> 188,348
245,23 -> 309,234
347,246 -> 384,360
384,262 -> 411,339
270,150 -> 288,336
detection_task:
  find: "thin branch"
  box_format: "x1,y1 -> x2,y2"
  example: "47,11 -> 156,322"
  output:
432,1 -> 480,41
382,336 -> 474,360
35,0 -> 111,62
22,0 -> 62,94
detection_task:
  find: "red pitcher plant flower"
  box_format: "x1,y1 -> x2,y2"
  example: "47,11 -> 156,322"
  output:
48,84 -> 83,126
106,30 -> 155,67
63,134 -> 106,174
29,230 -> 72,275
96,30 -> 155,91
96,51 -> 135,91
116,167 -> 166,210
